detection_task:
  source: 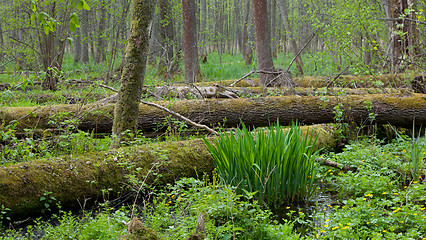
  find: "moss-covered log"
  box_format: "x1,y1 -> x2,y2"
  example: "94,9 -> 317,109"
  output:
201,74 -> 410,88
1,94 -> 425,133
0,125 -> 335,220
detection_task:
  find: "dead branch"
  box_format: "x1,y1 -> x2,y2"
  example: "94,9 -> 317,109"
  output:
317,158 -> 358,172
99,84 -> 219,135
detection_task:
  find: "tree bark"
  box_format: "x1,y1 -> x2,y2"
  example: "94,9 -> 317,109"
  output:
252,0 -> 275,86
73,28 -> 82,63
182,0 -> 201,83
111,0 -> 155,147
3,94 -> 425,134
0,125 -> 335,220
95,1 -> 107,64
157,0 -> 175,79
80,9 -> 90,63
277,0 -> 304,76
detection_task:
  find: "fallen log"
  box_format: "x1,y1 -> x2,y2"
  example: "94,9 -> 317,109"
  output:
0,125 -> 336,219
200,74 -> 410,88
1,94 -> 425,134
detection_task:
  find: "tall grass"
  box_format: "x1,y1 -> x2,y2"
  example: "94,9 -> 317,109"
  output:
204,122 -> 320,206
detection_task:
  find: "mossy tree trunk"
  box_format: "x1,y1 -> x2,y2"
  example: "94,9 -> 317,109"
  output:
2,94 -> 425,134
0,125 -> 335,220
112,0 -> 155,147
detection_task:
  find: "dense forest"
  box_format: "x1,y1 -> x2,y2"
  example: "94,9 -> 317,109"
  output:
0,0 -> 425,239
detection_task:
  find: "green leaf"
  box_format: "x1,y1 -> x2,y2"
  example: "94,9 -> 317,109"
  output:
36,13 -> 43,24
77,0 -> 90,10
67,37 -> 74,48
30,1 -> 37,12
70,22 -> 76,32
30,13 -> 36,24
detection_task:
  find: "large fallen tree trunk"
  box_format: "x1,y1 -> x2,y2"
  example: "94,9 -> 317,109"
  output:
1,94 -> 425,133
0,125 -> 336,220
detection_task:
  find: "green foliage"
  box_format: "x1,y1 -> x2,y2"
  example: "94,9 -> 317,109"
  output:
204,122 -> 319,206
307,0 -> 386,74
144,177 -> 300,239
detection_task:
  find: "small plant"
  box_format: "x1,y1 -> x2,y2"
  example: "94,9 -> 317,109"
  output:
39,191 -> 57,214
0,204 -> 11,229
204,122 -> 319,206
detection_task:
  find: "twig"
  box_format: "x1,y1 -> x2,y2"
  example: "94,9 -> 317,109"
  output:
99,84 -> 219,135
229,70 -> 283,87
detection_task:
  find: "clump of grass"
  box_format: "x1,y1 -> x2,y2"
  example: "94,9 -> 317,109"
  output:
204,122 -> 320,206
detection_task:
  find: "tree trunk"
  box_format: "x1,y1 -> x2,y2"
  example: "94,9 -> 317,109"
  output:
277,0 -> 304,76
0,21 -> 4,71
3,93 -> 425,134
252,0 -> 275,86
80,9 -> 90,63
157,0 -> 175,79
95,1 -> 107,64
0,125 -> 335,220
182,0 -> 201,83
111,0 -> 155,147
73,28 -> 82,63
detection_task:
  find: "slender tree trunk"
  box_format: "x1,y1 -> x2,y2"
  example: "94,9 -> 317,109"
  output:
80,10 -> 90,63
277,0 -> 304,75
157,0 -> 175,79
96,1 -> 107,63
74,28 -> 82,63
112,0 -> 155,147
200,0 -> 207,54
182,0 -> 201,83
252,0 -> 275,86
233,0 -> 242,55
0,21 -> 4,71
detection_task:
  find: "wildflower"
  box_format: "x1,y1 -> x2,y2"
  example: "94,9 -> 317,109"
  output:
383,230 -> 387,233
325,219 -> 330,222
332,226 -> 339,230
347,223 -> 351,225
414,213 -> 418,215
299,212 -> 303,214
342,226 -> 348,229
393,208 -> 401,213
177,196 -> 182,201
393,192 -> 399,195
363,198 -> 367,201
413,181 -> 418,184
382,192 -> 387,195
365,193 -> 373,197
171,195 -> 175,198
323,225 -> 329,228
366,222 -> 370,224
286,206 -> 290,209
361,159 -> 365,162
420,207 -> 425,211
323,208 -> 327,211
403,149 -> 406,153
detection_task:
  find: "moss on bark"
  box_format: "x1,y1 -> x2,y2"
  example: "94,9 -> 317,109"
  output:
1,93 -> 425,134
112,0 -> 155,146
0,125 -> 335,220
